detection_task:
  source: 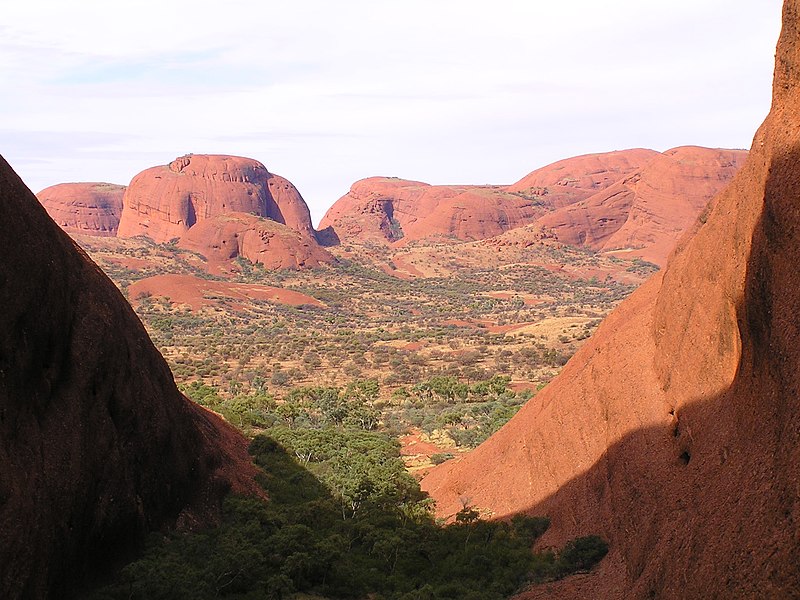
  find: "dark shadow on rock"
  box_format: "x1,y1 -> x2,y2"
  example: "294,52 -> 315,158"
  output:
0,155 -> 260,600
510,146 -> 800,599
315,225 -> 341,247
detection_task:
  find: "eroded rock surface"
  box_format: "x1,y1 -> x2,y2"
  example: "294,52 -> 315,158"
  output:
535,146 -> 748,266
179,212 -> 334,271
423,3 -> 800,597
0,156 -> 261,599
37,182 -> 125,237
117,154 -> 316,242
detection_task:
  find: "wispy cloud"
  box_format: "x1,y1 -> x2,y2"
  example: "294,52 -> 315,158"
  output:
0,0 -> 784,224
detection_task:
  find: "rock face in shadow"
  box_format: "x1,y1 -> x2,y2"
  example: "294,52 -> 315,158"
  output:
0,156 -> 261,599
117,154 -> 317,243
178,212 -> 334,270
534,146 -> 748,266
37,182 -> 125,237
422,3 -> 800,598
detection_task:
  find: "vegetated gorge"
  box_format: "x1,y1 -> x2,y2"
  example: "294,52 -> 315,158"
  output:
1,3 -> 799,599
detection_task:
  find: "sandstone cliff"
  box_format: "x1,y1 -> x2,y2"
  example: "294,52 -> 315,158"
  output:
0,156 -> 260,599
423,2 -> 800,597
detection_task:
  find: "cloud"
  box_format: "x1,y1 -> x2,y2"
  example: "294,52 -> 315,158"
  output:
0,0 -> 784,224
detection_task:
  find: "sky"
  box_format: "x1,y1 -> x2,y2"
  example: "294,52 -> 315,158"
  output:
0,1 -> 785,225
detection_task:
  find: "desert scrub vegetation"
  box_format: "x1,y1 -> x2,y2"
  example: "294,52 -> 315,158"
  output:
75,235 -> 626,598
181,375 -> 525,451
75,238 -> 646,463
79,236 -> 644,458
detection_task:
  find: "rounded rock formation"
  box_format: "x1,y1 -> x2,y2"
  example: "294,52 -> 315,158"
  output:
0,155 -> 261,600
178,212 -> 334,271
37,182 -> 125,237
535,146 -> 748,266
318,149 -> 661,247
507,148 -> 659,208
117,154 -> 316,243
319,178 -> 549,246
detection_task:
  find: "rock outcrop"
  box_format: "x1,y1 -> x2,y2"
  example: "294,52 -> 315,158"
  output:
507,148 -> 659,208
0,156 -> 261,599
117,154 -> 317,242
535,146 -> 748,266
423,3 -> 800,597
178,212 -> 334,271
37,182 -> 125,237
318,147 -> 736,251
318,178 -> 551,246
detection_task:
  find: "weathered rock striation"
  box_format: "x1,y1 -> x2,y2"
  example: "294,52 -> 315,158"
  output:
117,154 -> 317,242
0,156 -> 261,599
318,178 -> 553,246
179,212 -> 334,271
37,182 -> 125,237
535,146 -> 748,266
423,3 -> 800,597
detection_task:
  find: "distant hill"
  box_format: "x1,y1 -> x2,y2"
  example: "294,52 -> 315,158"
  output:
318,146 -> 744,267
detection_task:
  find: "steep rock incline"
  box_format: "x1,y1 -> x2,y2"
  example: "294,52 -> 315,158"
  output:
0,156 -> 261,600
535,146 -> 747,266
37,182 -> 125,237
318,177 -> 429,245
178,212 -> 334,271
117,154 -> 316,243
423,3 -> 800,597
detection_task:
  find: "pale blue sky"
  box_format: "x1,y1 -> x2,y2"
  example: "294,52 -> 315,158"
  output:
0,0 -> 784,224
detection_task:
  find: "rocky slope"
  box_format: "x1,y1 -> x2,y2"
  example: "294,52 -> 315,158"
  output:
178,212 -> 334,271
115,154 -> 328,270
318,178 -> 549,246
506,148 -> 659,208
534,146 -> 748,266
37,182 -> 125,237
318,147 -> 743,254
0,156 -> 261,599
422,2 -> 800,597
319,149 -> 655,246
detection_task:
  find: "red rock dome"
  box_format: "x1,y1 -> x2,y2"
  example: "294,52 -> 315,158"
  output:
319,149 -> 660,247
534,146 -> 748,266
37,182 -> 125,237
178,212 -> 334,271
117,154 -> 316,242
507,148 -> 659,208
319,178 -> 547,246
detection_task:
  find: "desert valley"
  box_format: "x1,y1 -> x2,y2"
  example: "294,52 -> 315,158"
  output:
1,1 -> 798,599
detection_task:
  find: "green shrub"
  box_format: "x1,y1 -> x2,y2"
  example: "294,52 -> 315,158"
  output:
556,534 -> 609,575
